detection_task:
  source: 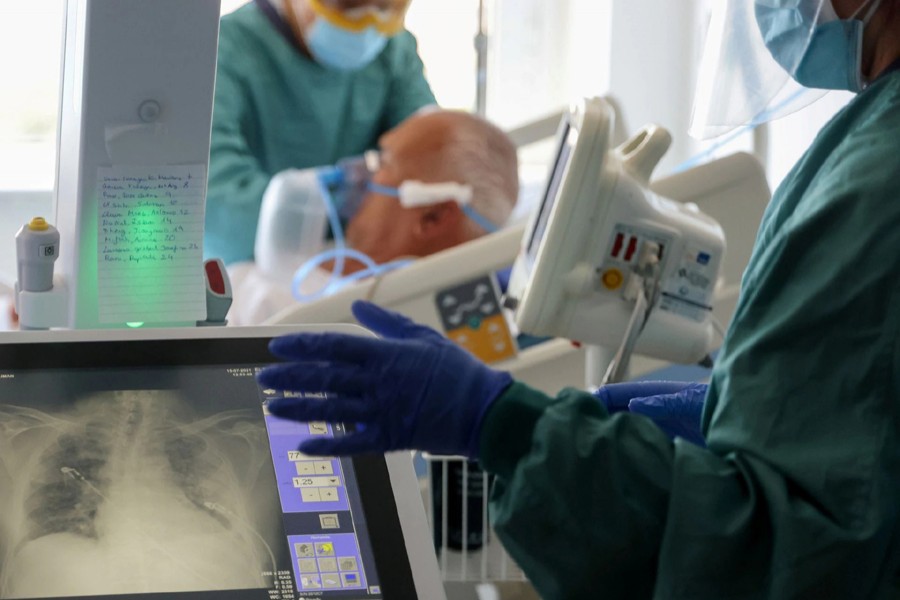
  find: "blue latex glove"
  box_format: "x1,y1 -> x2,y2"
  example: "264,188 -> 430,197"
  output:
594,381 -> 695,414
594,382 -> 708,447
257,301 -> 514,458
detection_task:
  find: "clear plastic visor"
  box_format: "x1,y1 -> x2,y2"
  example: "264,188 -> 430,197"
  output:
690,0 -> 828,139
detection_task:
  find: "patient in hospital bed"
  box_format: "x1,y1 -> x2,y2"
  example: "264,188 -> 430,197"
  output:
227,110 -> 519,326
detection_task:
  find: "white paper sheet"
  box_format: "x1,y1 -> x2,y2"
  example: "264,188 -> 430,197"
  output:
97,165 -> 206,324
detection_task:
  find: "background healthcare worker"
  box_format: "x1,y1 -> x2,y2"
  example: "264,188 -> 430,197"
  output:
258,0 -> 900,597
205,0 -> 436,265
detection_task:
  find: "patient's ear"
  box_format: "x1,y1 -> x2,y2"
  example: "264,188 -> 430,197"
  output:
413,201 -> 464,239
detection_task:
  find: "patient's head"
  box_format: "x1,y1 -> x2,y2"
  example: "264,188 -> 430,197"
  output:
344,110 -> 518,273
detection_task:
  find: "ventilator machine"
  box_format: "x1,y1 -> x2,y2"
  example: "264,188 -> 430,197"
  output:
504,97 -> 725,383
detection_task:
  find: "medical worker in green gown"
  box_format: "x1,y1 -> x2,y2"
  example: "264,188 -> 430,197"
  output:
206,0 -> 435,264
258,0 -> 900,597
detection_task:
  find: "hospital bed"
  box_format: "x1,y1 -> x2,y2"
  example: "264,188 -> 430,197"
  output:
265,151 -> 770,394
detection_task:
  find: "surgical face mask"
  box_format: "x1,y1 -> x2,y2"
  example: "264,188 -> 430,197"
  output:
300,0 -> 406,71
755,0 -> 884,92
305,19 -> 389,71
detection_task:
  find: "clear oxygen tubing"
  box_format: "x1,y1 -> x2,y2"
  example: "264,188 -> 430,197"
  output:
290,170 -> 413,303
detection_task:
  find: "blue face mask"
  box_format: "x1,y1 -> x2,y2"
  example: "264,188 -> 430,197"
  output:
305,19 -> 389,71
755,0 -> 883,92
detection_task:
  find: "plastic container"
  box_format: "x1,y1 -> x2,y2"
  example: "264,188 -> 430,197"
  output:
15,217 -> 60,292
255,169 -> 328,279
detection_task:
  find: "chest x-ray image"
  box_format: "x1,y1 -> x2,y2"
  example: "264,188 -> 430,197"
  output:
0,388 -> 285,599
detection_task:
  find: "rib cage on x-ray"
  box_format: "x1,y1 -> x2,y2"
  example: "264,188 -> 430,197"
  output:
0,390 -> 284,599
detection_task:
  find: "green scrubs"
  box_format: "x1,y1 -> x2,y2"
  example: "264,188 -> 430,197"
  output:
480,68 -> 900,599
206,2 -> 436,264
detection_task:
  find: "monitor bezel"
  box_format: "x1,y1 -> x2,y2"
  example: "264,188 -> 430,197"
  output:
0,325 -> 442,600
508,98 -> 616,337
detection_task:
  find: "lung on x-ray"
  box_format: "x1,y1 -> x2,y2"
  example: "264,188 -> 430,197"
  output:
0,387 -> 285,599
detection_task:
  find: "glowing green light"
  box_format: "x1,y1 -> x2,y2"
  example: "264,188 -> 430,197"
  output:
98,185 -> 178,325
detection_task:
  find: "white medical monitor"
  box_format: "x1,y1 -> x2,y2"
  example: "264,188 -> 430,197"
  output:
505,98 -> 725,364
0,327 -> 442,600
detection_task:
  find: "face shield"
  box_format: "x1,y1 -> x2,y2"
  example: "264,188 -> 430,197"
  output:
319,152 -> 499,234
690,0 -> 883,140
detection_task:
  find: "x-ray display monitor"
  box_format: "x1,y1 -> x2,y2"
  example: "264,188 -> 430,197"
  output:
0,336 -> 417,600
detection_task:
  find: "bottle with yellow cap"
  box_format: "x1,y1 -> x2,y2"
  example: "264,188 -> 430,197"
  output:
15,217 -> 60,293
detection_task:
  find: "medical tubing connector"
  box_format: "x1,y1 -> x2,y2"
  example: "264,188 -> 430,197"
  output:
601,241 -> 663,385
291,170 -> 412,303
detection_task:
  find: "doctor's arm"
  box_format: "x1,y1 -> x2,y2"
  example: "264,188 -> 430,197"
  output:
479,378 -> 898,598
259,298 -> 899,599
481,194 -> 900,599
595,381 -> 708,447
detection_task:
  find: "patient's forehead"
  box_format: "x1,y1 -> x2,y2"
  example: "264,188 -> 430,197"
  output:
379,114 -> 457,179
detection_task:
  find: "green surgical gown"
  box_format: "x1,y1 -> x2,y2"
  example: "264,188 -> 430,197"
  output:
480,69 -> 900,599
205,3 -> 435,264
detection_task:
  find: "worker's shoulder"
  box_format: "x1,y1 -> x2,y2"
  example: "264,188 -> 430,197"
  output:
813,75 -> 900,210
377,30 -> 424,68
834,74 -> 900,179
218,4 -> 272,52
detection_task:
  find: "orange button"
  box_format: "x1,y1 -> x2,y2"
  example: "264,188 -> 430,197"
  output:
601,269 -> 624,290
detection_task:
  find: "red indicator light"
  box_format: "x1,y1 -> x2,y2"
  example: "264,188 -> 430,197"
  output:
611,233 -> 624,258
624,236 -> 638,262
205,260 -> 226,295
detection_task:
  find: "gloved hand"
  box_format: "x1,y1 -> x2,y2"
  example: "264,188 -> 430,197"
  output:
257,300 -> 514,458
594,382 -> 708,447
594,381 -> 695,413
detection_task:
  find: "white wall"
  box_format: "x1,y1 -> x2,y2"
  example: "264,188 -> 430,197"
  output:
221,0 -> 250,15
766,92 -> 852,189
406,0 -> 481,111
607,1 -> 710,175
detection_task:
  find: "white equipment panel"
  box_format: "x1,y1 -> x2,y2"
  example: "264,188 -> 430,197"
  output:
55,0 -> 220,329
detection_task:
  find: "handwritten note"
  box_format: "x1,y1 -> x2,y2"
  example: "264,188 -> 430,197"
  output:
97,165 -> 206,324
